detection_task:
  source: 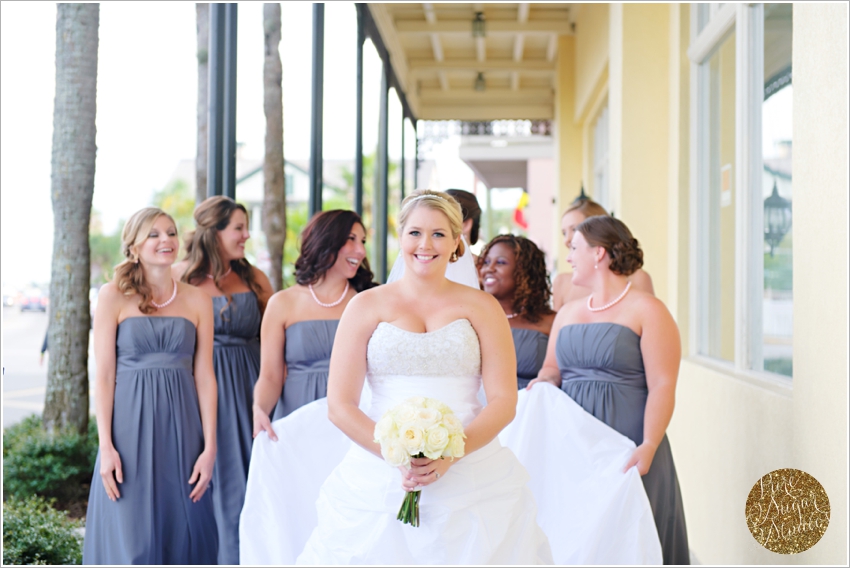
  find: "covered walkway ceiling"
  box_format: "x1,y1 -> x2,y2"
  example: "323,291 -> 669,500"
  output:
369,3 -> 575,121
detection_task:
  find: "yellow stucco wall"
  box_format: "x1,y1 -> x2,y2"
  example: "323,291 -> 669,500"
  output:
790,3 -> 848,563
610,4 -> 670,305
671,361 -> 796,564
574,4 -> 610,122
553,35 -> 582,273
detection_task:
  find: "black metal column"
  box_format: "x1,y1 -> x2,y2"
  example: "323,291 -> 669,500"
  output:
413,120 -> 419,190
308,3 -> 325,217
222,4 -> 237,199
354,5 -> 364,217
400,118 -> 406,202
375,61 -> 390,282
207,3 -> 226,197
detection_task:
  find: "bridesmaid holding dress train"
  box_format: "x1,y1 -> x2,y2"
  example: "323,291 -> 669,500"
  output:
477,235 -> 556,388
83,207 -> 218,565
172,196 -> 273,565
252,210 -> 376,437
528,215 -> 689,564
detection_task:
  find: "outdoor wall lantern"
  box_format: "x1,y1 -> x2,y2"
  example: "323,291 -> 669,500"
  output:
571,185 -> 588,205
474,72 -> 486,91
764,178 -> 792,256
472,12 -> 486,38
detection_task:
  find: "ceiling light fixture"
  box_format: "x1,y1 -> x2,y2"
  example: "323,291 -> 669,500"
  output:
474,72 -> 486,91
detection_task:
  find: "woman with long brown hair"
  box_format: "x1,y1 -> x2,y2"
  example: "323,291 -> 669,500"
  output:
83,207 -> 218,564
172,196 -> 273,565
252,209 -> 376,437
477,235 -> 556,389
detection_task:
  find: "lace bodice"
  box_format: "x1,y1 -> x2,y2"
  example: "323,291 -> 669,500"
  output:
366,318 -> 481,378
364,318 -> 483,426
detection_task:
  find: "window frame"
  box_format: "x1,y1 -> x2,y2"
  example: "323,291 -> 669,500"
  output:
688,3 -> 789,384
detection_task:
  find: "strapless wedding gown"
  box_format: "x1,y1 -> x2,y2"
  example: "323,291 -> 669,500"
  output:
240,319 -> 663,565
240,318 -> 553,565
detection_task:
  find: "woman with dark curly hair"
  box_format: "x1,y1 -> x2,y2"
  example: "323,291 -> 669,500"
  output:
252,210 -> 377,434
528,215 -> 689,564
171,195 -> 273,565
477,235 -> 555,389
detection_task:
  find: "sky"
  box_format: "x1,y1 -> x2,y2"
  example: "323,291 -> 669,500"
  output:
0,2 -> 478,289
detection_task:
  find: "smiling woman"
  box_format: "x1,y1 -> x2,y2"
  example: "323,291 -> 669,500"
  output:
171,195 -> 273,565
83,207 -> 218,564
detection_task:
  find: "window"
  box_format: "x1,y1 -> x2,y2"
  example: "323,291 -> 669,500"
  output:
592,104 -> 610,211
761,3 -> 793,377
689,3 -> 792,379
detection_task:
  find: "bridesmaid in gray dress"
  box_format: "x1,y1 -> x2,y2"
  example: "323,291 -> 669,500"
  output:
528,215 -> 689,564
253,210 -> 376,438
172,196 -> 273,565
84,208 -> 218,564
478,235 -> 556,388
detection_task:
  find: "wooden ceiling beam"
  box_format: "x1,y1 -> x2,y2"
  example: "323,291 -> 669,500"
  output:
417,103 -> 554,121
409,59 -> 555,73
396,21 -> 573,35
419,87 -> 553,102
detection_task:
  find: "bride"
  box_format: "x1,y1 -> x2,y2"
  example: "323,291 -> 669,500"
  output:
240,190 -> 663,565
241,190 -> 552,564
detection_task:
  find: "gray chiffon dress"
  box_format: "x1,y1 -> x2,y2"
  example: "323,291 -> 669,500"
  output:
272,319 -> 339,420
557,322 -> 689,565
211,292 -> 261,565
512,327 -> 549,390
83,317 -> 218,565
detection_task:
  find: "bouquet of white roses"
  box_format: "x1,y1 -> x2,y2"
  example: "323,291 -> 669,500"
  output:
373,396 -> 466,527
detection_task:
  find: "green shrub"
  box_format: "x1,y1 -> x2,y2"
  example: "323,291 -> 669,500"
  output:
3,494 -> 83,565
3,415 -> 98,503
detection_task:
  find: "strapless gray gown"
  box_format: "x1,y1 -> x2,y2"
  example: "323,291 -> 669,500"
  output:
211,292 -> 261,565
82,317 -> 217,565
272,320 -> 339,420
512,328 -> 549,390
557,322 -> 689,565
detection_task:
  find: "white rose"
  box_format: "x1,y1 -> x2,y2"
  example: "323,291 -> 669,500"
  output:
373,414 -> 396,442
423,425 -> 450,459
448,433 -> 466,458
393,404 -> 417,426
423,397 -> 442,410
382,439 -> 410,467
407,396 -> 426,407
401,426 -> 424,455
442,414 -> 463,436
414,408 -> 441,430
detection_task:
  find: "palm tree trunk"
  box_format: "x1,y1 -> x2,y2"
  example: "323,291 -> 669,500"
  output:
45,3 -> 99,435
262,3 -> 286,291
196,3 -> 209,203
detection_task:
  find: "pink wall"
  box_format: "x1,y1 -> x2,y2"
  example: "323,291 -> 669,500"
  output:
525,158 -> 556,270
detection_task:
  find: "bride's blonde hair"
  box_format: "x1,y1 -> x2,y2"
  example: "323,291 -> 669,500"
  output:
398,189 -> 465,261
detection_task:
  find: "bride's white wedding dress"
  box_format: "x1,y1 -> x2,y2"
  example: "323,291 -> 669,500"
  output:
241,318 -> 552,564
240,316 -> 663,565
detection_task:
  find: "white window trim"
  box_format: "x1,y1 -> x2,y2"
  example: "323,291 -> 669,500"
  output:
688,3 -> 787,383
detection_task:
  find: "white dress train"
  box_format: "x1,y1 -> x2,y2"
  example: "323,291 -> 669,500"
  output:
239,318 -> 662,564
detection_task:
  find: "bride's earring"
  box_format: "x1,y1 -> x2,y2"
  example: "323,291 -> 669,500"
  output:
450,251 -> 459,263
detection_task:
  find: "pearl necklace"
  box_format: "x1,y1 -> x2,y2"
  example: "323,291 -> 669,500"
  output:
207,267 -> 232,279
587,281 -> 632,312
151,279 -> 178,309
309,281 -> 349,308
506,312 -> 520,319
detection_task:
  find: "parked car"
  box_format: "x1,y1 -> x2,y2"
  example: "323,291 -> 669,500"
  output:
2,286 -> 17,307
20,289 -> 48,312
